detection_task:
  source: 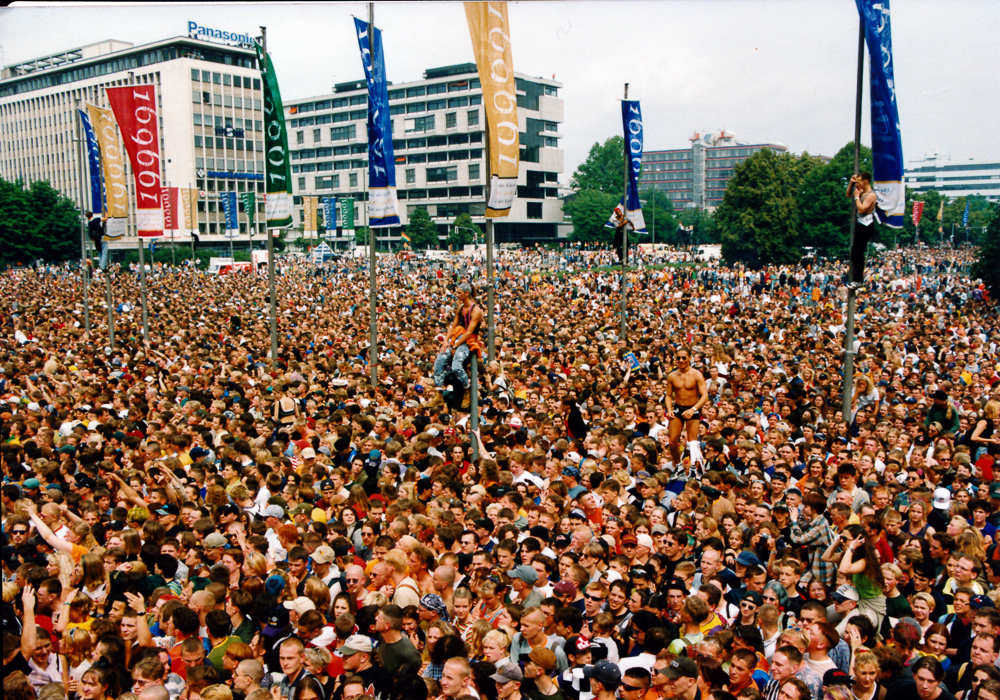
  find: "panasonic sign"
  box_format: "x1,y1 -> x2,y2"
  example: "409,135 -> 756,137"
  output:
188,21 -> 254,46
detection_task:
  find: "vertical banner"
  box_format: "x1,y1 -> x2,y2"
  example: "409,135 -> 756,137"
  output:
912,201 -> 924,227
303,196 -> 318,234
353,18 -> 401,227
86,103 -> 129,232
323,197 -> 337,236
254,43 -> 293,228
105,85 -> 163,237
621,100 -> 647,232
161,187 -> 179,232
341,198 -> 355,230
465,1 -> 519,217
78,109 -> 104,214
856,0 -> 905,228
181,188 -> 198,231
241,191 -> 256,229
221,191 -> 239,236
963,202 -> 969,228
937,200 -> 944,234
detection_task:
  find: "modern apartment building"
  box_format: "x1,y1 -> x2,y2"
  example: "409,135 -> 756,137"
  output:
905,153 -> 1000,202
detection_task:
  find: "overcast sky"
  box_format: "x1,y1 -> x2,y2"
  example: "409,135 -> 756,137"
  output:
2,1 -> 998,186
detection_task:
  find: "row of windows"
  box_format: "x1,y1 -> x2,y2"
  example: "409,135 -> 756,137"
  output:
291,95 -> 484,126
194,135 -> 262,152
190,69 -> 260,91
643,151 -> 692,162
194,158 -> 264,174
193,114 -> 261,131
192,91 -> 262,110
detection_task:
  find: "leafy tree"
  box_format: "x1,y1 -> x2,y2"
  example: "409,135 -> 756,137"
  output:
571,136 -> 625,194
639,189 -> 678,245
716,149 -> 822,268
448,212 -> 481,249
971,202 -> 1000,298
0,178 -> 80,266
406,208 -> 439,250
565,189 -> 618,244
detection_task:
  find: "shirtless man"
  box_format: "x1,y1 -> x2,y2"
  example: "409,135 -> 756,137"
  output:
433,283 -> 484,394
665,349 -> 709,468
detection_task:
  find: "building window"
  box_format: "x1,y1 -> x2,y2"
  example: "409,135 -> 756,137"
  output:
406,169 -> 416,184
349,173 -> 358,188
527,202 -> 543,219
298,177 -> 306,191
213,72 -> 222,84
330,125 -> 356,141
468,163 -> 480,181
467,109 -> 479,127
446,112 -> 457,129
405,115 -> 435,133
313,128 -> 321,143
427,166 -> 457,183
194,135 -> 203,148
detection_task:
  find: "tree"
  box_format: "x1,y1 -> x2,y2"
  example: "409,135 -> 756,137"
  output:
448,212 -> 481,250
564,189 -> 618,244
971,202 -> 1000,298
571,136 -> 625,194
0,178 -> 80,266
716,149 -> 822,268
639,189 -> 678,245
797,143 -> 876,260
406,208 -> 439,250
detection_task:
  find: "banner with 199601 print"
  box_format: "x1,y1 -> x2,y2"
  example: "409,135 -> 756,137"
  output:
105,85 -> 163,237
86,103 -> 129,234
254,42 -> 293,228
465,1 -> 519,218
621,100 -> 646,233
856,0 -> 905,229
354,18 -> 400,227
78,109 -> 103,215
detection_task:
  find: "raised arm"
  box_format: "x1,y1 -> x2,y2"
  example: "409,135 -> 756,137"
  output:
125,592 -> 154,648
26,505 -> 74,555
20,585 -> 37,661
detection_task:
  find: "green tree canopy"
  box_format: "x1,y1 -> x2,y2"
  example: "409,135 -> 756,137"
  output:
639,188 -> 679,245
0,178 -> 81,266
448,212 -> 482,249
570,136 -> 625,194
971,202 -> 1000,298
406,208 -> 439,250
565,189 -> 618,244
716,149 -> 823,268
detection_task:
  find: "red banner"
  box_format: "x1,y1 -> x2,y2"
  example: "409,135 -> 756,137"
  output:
912,201 -> 925,227
106,85 -> 163,237
161,187 -> 179,231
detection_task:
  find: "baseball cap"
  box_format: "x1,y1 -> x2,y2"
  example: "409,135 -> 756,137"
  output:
621,534 -> 638,546
203,532 -> 227,548
735,551 -> 761,567
584,660 -> 622,688
263,504 -> 285,519
932,487 -> 951,510
155,503 -> 179,517
301,447 -> 316,460
553,580 -> 577,596
509,565 -> 539,585
661,657 -> 699,680
824,669 -> 852,687
267,606 -> 290,628
832,584 -> 860,603
521,648 -> 557,671
340,634 -> 374,656
971,595 -> 995,610
490,662 -> 523,684
636,534 -> 654,550
310,545 -> 335,564
282,596 -> 316,615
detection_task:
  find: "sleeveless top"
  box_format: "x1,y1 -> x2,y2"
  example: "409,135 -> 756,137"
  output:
459,303 -> 481,336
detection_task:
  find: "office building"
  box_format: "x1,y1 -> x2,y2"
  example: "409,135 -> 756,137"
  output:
639,129 -> 788,211
905,153 -> 1000,201
1,34 -> 268,247
285,63 -> 564,246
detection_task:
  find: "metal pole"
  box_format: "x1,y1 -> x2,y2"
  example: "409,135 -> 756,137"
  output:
75,101 -> 91,333
620,83 -> 629,340
486,220 -> 495,363
106,270 -> 116,351
189,182 -> 195,266
261,27 -> 279,366
841,18 -> 865,428
470,354 -> 479,461
128,72 -> 150,344
367,3 -> 378,388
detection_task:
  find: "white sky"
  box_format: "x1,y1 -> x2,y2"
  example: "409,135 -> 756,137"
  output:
2,1 -> 999,185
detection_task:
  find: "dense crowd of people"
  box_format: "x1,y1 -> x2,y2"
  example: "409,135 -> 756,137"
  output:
2,243 -> 999,700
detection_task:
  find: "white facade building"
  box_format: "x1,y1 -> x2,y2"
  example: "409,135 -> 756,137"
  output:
905,153 -> 1000,202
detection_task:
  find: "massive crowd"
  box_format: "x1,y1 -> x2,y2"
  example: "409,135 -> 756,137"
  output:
2,244 -> 1000,700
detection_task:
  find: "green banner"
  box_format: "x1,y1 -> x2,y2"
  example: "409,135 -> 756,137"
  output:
254,43 -> 292,228
241,191 -> 256,228
340,198 -> 354,230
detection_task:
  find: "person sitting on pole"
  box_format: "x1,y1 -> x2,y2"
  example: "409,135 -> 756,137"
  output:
433,282 -> 484,407
86,210 -> 109,271
846,172 -> 878,290
613,204 -> 633,265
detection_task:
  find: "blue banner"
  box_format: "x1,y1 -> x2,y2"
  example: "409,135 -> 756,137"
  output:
963,202 -> 969,227
78,109 -> 103,214
323,197 -> 337,236
856,0 -> 905,229
354,17 -> 400,227
221,191 -> 238,236
621,100 -> 647,232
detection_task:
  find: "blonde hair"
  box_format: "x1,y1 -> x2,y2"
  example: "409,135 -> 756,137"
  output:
483,629 -> 510,654
62,627 -> 94,667
2,581 -> 19,603
48,552 -> 75,591
384,549 -> 409,575
465,619 -> 492,660
201,685 -> 233,700
244,553 -> 268,580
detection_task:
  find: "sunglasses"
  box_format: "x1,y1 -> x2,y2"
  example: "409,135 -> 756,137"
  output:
584,594 -> 605,602
621,684 -> 645,692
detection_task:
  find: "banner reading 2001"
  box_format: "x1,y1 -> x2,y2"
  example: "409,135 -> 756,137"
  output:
106,85 -> 163,237
255,42 -> 293,229
465,1 -> 519,218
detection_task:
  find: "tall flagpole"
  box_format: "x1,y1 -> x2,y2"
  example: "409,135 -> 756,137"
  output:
620,83 -> 629,340
367,2 -> 378,388
127,72 -> 151,344
74,101 -> 91,334
841,19 -> 865,428
261,26 -> 279,366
